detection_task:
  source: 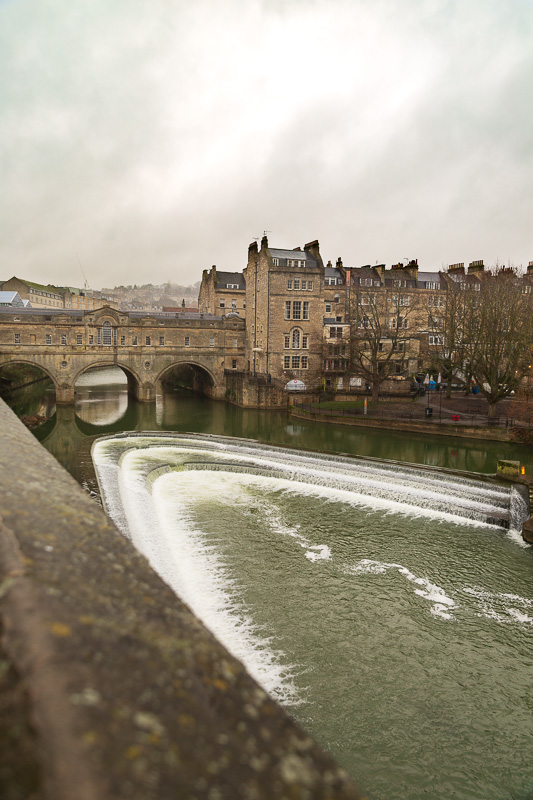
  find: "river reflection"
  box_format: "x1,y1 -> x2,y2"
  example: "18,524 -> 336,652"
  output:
3,366 -> 533,478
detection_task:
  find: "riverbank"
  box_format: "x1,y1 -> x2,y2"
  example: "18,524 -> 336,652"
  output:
289,404 -> 526,443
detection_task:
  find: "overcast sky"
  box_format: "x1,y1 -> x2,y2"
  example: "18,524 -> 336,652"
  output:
1,0 -> 532,289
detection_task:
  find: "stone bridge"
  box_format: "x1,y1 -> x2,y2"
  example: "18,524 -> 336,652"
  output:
0,305 -> 246,404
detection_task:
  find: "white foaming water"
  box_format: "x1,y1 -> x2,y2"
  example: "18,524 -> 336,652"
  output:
92,433 -> 532,702
462,587 -> 533,625
347,559 -> 456,620
263,505 -> 332,562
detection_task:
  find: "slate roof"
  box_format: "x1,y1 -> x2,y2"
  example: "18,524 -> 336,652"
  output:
215,271 -> 246,290
0,307 -> 220,321
417,272 -> 443,285
270,248 -> 318,266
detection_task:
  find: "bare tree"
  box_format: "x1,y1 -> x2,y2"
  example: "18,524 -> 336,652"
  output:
349,287 -> 419,402
462,268 -> 533,418
427,280 -> 467,398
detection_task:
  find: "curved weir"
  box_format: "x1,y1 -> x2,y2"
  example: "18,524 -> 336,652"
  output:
92,433 -> 533,800
94,433 -> 528,532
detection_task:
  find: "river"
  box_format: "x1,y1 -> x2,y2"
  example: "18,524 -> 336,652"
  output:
4,366 -> 533,800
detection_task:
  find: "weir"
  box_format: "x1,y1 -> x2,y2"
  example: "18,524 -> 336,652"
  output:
89,431 -> 533,800
93,433 -> 530,534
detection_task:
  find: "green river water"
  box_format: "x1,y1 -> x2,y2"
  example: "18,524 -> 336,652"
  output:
4,367 -> 533,800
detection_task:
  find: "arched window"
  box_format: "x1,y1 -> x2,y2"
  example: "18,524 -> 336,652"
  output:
98,320 -> 117,346
292,328 -> 301,349
102,321 -> 112,346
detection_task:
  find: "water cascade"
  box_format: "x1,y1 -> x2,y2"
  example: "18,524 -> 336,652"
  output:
92,433 -> 533,800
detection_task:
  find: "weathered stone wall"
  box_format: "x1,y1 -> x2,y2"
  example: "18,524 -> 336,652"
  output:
0,398 -> 363,800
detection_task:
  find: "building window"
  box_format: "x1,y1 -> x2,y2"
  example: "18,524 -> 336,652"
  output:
392,341 -> 405,352
102,322 -> 112,346
14,333 -> 20,344
308,281 -> 313,290
209,336 -> 215,347
219,300 -> 225,308
303,301 -> 309,320
429,335 -> 444,345
302,334 -> 308,349
45,334 -> 52,345
292,355 -> 300,369
231,299 -> 236,309
394,295 -> 410,306
159,336 -> 165,345
185,336 -> 190,347
232,359 -> 237,369
132,336 -> 137,346
294,279 -> 300,290
120,336 -> 126,345
329,327 -> 343,339
226,283 -> 239,289
272,258 -> 279,266
145,336 -> 151,345
61,334 -> 67,345
325,303 -> 332,314
284,355 -> 290,369
301,280 -> 307,290
287,280 -> 293,290
292,301 -> 301,320
301,355 -> 308,369
292,329 -> 300,349
76,334 -> 82,345
284,334 -> 290,349
285,301 -> 291,320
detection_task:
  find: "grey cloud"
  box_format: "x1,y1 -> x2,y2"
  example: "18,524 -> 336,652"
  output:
0,0 -> 532,289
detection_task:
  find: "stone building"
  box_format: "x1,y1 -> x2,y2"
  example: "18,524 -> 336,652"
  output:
1,277 -> 65,309
198,267 -> 246,318
243,236 -> 325,387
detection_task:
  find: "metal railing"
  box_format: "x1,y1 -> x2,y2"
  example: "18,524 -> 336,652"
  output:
292,402 -> 531,428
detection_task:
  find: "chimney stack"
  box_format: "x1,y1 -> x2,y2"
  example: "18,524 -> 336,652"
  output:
468,259 -> 484,274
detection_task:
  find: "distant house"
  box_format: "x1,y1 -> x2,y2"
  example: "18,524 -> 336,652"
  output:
0,291 -> 27,308
1,277 -> 64,308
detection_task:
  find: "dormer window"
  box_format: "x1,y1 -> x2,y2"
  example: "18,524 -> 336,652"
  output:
226,283 -> 239,289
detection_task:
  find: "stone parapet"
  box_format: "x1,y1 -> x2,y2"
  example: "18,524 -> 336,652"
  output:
0,399 -> 363,800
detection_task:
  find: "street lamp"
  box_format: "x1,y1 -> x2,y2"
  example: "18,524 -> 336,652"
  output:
424,373 -> 430,412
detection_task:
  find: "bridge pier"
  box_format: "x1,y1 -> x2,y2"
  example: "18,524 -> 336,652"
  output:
130,381 -> 155,403
56,384 -> 75,405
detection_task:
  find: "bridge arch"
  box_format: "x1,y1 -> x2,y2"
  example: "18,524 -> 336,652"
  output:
72,361 -> 144,400
155,360 -> 216,397
0,357 -> 59,393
